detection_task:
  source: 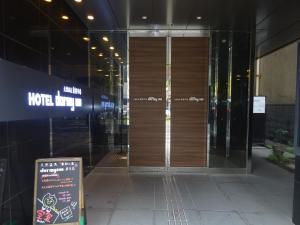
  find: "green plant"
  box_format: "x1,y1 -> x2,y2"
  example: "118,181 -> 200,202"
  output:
287,139 -> 294,146
265,144 -> 272,149
267,152 -> 290,165
273,129 -> 289,144
272,144 -> 285,159
286,146 -> 295,154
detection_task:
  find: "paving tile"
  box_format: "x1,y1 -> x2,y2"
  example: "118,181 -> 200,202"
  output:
184,210 -> 201,225
86,209 -> 112,225
86,191 -> 119,209
193,194 -> 235,211
153,210 -> 169,225
200,211 -> 247,225
109,209 -> 153,225
241,212 -> 294,225
116,192 -> 154,209
84,148 -> 295,225
154,192 -> 167,210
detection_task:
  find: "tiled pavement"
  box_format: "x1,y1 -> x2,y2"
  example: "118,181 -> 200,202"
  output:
84,148 -> 294,225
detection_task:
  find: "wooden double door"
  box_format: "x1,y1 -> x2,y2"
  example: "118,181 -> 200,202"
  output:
129,37 -> 209,168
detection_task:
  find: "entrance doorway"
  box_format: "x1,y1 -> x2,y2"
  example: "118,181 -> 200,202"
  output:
129,36 -> 209,169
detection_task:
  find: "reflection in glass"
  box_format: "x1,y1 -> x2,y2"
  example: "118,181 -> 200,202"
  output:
209,31 -> 253,168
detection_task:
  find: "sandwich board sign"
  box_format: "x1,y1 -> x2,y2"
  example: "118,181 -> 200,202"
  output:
33,158 -> 85,225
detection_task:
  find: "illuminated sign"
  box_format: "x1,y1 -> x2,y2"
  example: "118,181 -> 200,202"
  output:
27,86 -> 83,112
101,101 -> 114,110
0,59 -> 93,121
100,95 -> 115,110
253,96 -> 266,114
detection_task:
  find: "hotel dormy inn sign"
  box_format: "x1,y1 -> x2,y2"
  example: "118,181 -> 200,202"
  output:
0,59 -> 92,121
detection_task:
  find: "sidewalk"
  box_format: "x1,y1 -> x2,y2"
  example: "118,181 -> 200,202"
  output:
84,147 -> 295,225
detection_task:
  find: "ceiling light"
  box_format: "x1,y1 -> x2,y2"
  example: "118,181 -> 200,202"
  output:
44,0 -> 52,2
102,36 -> 109,42
98,53 -> 103,57
142,16 -> 147,20
109,46 -> 114,50
105,74 -> 109,77
196,16 -> 202,20
91,46 -> 97,50
87,15 -> 94,21
114,53 -> 119,57
115,74 -> 119,77
83,36 -> 90,41
97,69 -> 103,72
61,15 -> 69,20
74,0 -> 82,2
120,61 -> 124,64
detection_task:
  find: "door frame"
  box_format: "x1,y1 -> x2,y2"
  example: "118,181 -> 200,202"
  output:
128,30 -> 211,172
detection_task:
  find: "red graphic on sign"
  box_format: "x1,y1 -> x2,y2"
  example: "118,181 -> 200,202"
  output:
36,209 -> 53,224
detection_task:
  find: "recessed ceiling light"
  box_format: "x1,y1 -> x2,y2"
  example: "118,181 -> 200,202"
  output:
97,69 -> 103,72
61,15 -> 69,20
196,16 -> 202,20
83,36 -> 90,41
114,53 -> 119,57
142,16 -> 147,20
102,36 -> 109,42
98,53 -> 103,57
91,46 -> 97,50
74,0 -> 82,2
109,46 -> 114,50
87,15 -> 94,21
120,61 -> 124,64
115,74 -> 119,77
105,74 -> 109,77
44,0 -> 52,2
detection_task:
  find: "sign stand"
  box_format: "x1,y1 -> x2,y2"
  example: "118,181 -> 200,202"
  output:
253,96 -> 266,144
33,157 -> 86,225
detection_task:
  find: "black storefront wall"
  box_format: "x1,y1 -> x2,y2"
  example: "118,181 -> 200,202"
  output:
0,58 -> 106,224
0,59 -> 94,121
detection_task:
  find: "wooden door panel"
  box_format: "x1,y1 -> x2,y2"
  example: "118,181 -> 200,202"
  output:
171,37 -> 209,167
129,37 -> 166,167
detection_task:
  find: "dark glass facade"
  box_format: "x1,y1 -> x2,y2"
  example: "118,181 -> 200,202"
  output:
209,31 -> 253,168
0,0 -> 127,224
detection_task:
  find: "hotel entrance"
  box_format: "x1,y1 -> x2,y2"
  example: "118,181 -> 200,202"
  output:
128,31 -> 253,172
128,35 -> 209,170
